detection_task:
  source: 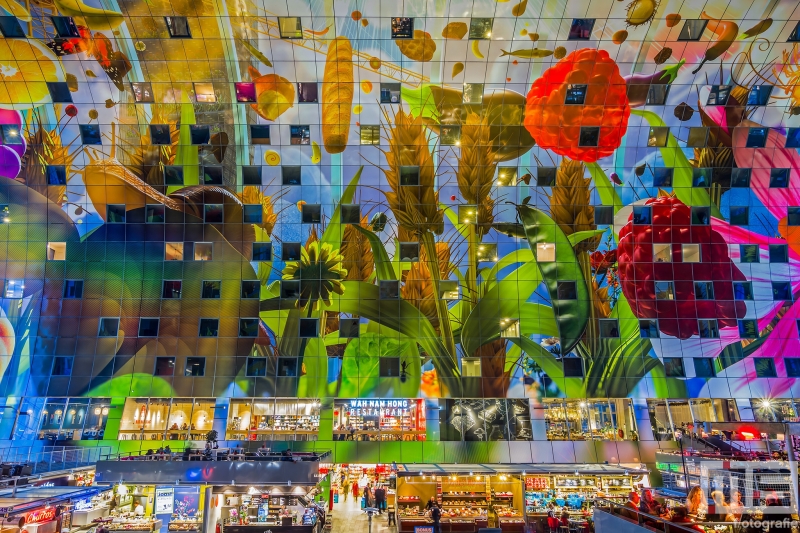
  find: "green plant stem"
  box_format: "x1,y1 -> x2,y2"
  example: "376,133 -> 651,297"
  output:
577,251 -> 597,356
421,231 -> 458,369
466,223 -> 479,312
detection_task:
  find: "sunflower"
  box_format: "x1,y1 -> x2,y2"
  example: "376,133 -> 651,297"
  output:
282,241 -> 348,309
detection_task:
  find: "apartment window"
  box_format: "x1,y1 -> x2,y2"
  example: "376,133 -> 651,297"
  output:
731,168 -> 751,187
789,21 -> 800,42
150,124 -> 171,145
698,320 -> 719,339
476,244 -> 498,263
693,357 -> 716,377
52,356 -> 73,376
646,84 -> 669,105
391,17 -> 414,38
787,207 -> 800,227
772,282 -> 792,301
678,20 -> 708,40
282,242 -> 302,261
132,82 -> 154,103
239,318 -> 259,337
770,168 -> 790,188
194,242 -> 213,261
400,166 -> 419,186
78,124 -> 102,145
398,242 -> 420,262
341,204 -> 360,224
290,125 -> 310,145
648,127 -> 669,147
655,281 -> 675,300
380,83 -> 401,103
461,358 -> 481,378
299,318 -> 318,338
162,280 -> 182,298
164,165 -> 184,185
201,280 -> 221,299
241,280 -> 260,299
687,127 -> 709,147
740,244 -> 760,263
242,205 -> 263,224
692,168 -> 712,188
706,85 -> 731,106
595,206 -> 614,225
565,84 -> 588,105
246,357 -> 267,377
0,204 -> 7,223
302,204 -> 321,223
165,242 -> 184,261
730,206 -> 749,226
339,318 -> 360,339
786,128 -> 800,148
47,165 -> 67,185
47,82 -> 72,103
748,85 -> 773,106
653,168 -> 673,187
0,17 -> 25,37
754,357 -> 776,378
204,204 -> 223,223
379,280 -> 400,300
234,82 -> 256,102
185,357 -> 205,377
202,166 -> 223,186
599,319 -> 619,338
769,244 -> 788,263
242,166 -> 262,185
0,125 -> 21,146
281,280 -> 300,299
138,318 -> 160,337
536,243 -> 556,262
746,127 -> 768,148
52,16 -> 80,37
379,357 -> 401,377
682,243 -> 700,262
145,204 -> 164,223
47,242 -> 66,260
199,318 -> 219,337
360,125 -> 380,145
277,358 -> 298,377
578,126 -> 599,147
556,281 -> 577,300
786,358 -> 800,378
459,203 -> 478,223
297,82 -> 318,103
664,358 -> 685,377
653,243 -> 672,262
282,166 -> 301,186
63,279 -> 83,299
639,319 -> 659,338
440,126 -> 461,145
154,356 -> 175,376
469,18 -> 493,39
250,125 -> 271,145
190,125 -> 210,145
536,166 -> 556,187
165,16 -> 191,37
278,16 -> 302,38
694,281 -> 714,300
568,18 -> 595,40
463,83 -> 483,104
633,205 -> 652,224
691,206 -> 710,225
563,358 -> 584,377
98,318 -> 119,337
252,242 -> 272,261
738,320 -> 758,339
734,281 -> 753,300
3,280 -> 23,298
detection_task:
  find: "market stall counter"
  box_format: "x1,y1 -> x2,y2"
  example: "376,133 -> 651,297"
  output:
218,487 -> 324,533
107,517 -> 163,533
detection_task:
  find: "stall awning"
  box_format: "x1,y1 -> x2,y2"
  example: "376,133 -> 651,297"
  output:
0,486 -> 105,516
395,464 -> 648,476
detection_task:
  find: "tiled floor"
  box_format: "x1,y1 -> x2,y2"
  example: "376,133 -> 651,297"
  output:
331,492 -> 397,533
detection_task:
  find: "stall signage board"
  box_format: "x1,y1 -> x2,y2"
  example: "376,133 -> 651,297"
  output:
156,488 -> 175,514
25,507 -> 57,524
525,477 -> 548,490
414,526 -> 434,533
346,399 -> 412,416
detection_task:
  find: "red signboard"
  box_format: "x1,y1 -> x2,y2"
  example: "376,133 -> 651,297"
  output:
525,477 -> 549,490
25,507 -> 57,524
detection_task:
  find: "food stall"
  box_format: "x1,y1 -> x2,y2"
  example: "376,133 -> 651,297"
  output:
104,483 -> 206,533
333,400 -> 426,441
216,484 -> 324,533
71,489 -> 114,525
0,487 -> 106,533
396,464 -> 648,533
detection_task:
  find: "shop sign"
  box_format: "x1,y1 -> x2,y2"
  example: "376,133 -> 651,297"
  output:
525,477 -> 548,490
155,488 -> 174,514
73,499 -> 93,512
414,527 -> 434,533
346,399 -> 412,417
25,507 -> 57,524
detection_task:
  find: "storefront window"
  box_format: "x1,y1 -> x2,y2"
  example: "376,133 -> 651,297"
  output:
334,399 -> 426,441
439,399 -> 530,441
225,398 -> 320,441
543,399 -> 636,441
647,398 -> 739,440
12,397 -> 110,441
751,399 -> 798,422
120,398 -> 216,441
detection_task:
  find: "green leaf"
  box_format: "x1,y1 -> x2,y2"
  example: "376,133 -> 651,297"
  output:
240,39 -> 273,68
352,225 -> 396,281
297,336 -> 328,398
171,97 -> 199,194
479,249 -> 534,295
568,229 -> 607,247
631,110 -> 722,219
321,166 -> 363,249
324,281 -> 462,397
507,336 -> 585,397
400,85 -> 438,122
441,205 -> 470,241
517,206 -> 589,355
586,162 -> 623,213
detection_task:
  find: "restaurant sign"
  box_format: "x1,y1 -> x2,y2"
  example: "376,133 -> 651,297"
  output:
346,399 -> 412,417
25,507 -> 58,524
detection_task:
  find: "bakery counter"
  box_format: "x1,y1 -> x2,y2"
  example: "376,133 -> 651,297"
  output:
222,524 -> 316,533
72,506 -> 110,526
498,518 -> 526,533
107,519 -> 163,533
397,516 -> 431,533
442,518 -> 489,533
168,520 -> 202,532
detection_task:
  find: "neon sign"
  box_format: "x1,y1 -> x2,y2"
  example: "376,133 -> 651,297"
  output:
346,399 -> 412,417
26,507 -> 57,524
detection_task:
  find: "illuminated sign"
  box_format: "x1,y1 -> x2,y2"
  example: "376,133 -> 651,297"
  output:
25,508 -> 57,524
73,499 -> 93,512
347,399 -> 412,417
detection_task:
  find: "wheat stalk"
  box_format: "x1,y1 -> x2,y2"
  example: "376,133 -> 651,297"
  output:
456,113 -> 496,239
401,241 -> 451,332
550,158 -> 600,253
341,216 -> 375,282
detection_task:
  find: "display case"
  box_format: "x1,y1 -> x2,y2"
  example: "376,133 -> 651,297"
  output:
498,517 -> 526,533
168,520 -> 201,532
107,519 -> 163,533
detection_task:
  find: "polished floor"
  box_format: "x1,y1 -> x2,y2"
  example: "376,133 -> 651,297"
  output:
331,490 -> 397,533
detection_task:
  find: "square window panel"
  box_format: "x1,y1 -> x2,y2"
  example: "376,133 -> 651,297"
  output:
730,206 -> 749,226
769,244 -> 788,263
786,128 -> 800,149
242,205 -> 262,224
194,242 -> 213,261
400,166 -> 420,186
738,320 -> 758,339
204,204 -> 223,223
772,282 -> 792,301
731,168 -> 751,187
282,166 -> 301,185
145,204 -> 164,223
536,243 -> 555,262
648,127 -> 669,147
63,279 -> 83,298
290,125 -> 310,145
640,319 -> 659,338
278,357 -> 298,377
439,125 -> 461,145
190,125 -> 210,145
787,207 -> 800,226
242,166 -> 262,185
47,242 -> 66,260
734,282 -> 753,300
246,357 -> 267,377
599,319 -> 619,338
693,357 -> 716,377
0,204 -> 7,223
785,358 -> 800,378
706,85 -> 731,105
98,318 -> 119,337
537,167 -> 556,187
162,280 -> 182,298
463,83 -> 484,104
46,166 -> 67,186
790,21 -> 800,42
379,280 -> 400,300
0,124 -> 22,145
52,356 -> 73,376
694,281 -> 714,300
202,166 -> 223,185
691,206 -> 710,225
282,242 -> 302,261
0,17 -> 25,38
278,17 -> 302,38
234,82 -> 256,102
746,127 -> 768,148
391,17 -> 414,39
252,242 -> 272,261
679,20 -> 708,40
469,18 -> 493,39
299,318 -> 318,338
595,206 -> 614,225
646,84 -> 669,105
771,168 -> 790,188
754,357 -> 776,377
150,124 -> 172,145
568,18 -> 595,40
199,318 -> 219,337
165,243 -> 184,261
578,126 -> 599,146
201,280 -> 221,299
360,125 -> 380,145
164,166 -> 184,186
154,356 -> 174,376
633,205 -> 652,224
297,82 -> 318,103
563,358 -> 583,377
686,127 -> 709,147
239,318 -> 259,337
653,168 -> 673,187
52,16 -> 80,37
241,280 -> 260,299
740,244 -> 760,263
655,281 -> 675,300
301,204 -> 321,223
692,168 -> 712,187
281,280 -> 300,299
565,84 -> 588,104
47,82 -> 72,103
556,281 -> 577,300
380,83 -> 401,103
185,357 -> 205,377
165,16 -> 191,37
748,85 -> 773,106
3,280 -> 23,298
341,204 -> 360,224
250,125 -> 271,145
398,242 -> 420,262
698,320 -> 719,339
139,318 -> 160,337
664,358 -> 685,377
476,243 -> 497,262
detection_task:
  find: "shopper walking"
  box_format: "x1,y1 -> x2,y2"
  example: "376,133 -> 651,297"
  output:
374,484 -> 386,514
352,477 -> 360,499
342,478 -> 351,502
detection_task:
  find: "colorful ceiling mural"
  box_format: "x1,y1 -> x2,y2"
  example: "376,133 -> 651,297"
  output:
0,0 -> 798,402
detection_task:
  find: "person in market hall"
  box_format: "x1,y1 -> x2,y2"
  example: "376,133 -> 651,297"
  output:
670,506 -> 704,533
352,477 -> 360,499
374,484 -> 386,514
706,491 -> 732,522
729,491 -> 745,521
427,501 -> 442,533
764,493 -> 794,526
363,483 -> 374,508
686,486 -> 707,518
426,497 -> 438,510
341,477 -> 351,502
639,489 -> 663,516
